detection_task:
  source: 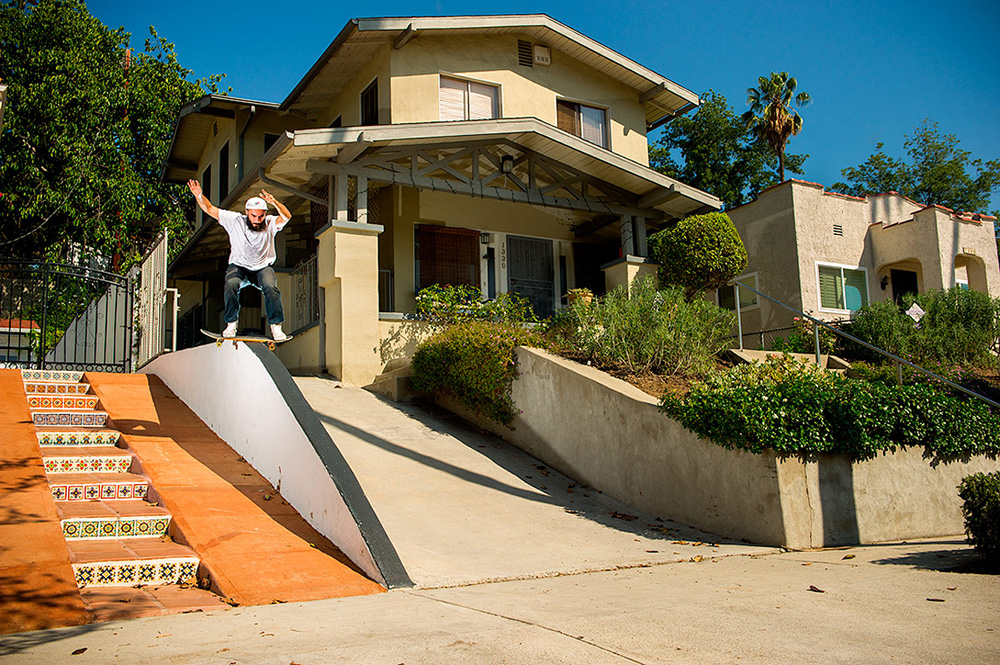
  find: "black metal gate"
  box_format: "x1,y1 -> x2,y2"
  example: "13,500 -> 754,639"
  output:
0,261 -> 132,372
507,235 -> 554,318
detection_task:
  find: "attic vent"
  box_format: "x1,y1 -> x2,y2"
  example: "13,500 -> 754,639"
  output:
517,40 -> 533,67
833,224 -> 844,237
212,122 -> 218,137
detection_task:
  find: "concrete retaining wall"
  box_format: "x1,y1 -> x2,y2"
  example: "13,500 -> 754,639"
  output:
453,347 -> 999,549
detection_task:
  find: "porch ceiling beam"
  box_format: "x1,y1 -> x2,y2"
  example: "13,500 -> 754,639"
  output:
640,83 -> 668,104
306,159 -> 663,219
637,185 -> 679,209
573,214 -> 619,236
257,167 -> 328,206
336,133 -> 373,164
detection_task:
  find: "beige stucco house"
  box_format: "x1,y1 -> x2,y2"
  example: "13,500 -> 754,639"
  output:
162,14 -> 720,384
722,179 -> 1000,335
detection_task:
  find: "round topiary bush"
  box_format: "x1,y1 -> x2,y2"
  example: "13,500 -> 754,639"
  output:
647,212 -> 748,300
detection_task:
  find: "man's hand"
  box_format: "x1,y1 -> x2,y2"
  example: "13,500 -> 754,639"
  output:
189,179 -> 220,220
260,189 -> 292,225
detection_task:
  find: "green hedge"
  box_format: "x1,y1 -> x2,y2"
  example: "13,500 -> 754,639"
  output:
411,321 -> 543,425
958,471 -> 1000,562
660,355 -> 1000,461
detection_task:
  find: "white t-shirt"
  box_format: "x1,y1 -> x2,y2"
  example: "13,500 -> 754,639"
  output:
217,209 -> 289,271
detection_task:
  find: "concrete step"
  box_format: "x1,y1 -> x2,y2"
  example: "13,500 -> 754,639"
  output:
20,369 -> 84,383
382,358 -> 412,374
364,373 -> 416,402
26,394 -> 100,410
49,472 -> 149,502
80,586 -> 230,621
68,538 -> 198,587
36,428 -> 121,447
32,410 -> 109,427
23,381 -> 91,395
57,500 -> 172,540
42,446 -> 133,474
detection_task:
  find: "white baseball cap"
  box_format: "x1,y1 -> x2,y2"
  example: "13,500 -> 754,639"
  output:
245,197 -> 268,211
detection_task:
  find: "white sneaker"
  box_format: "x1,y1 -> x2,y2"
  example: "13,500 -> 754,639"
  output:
222,322 -> 238,338
270,324 -> 288,342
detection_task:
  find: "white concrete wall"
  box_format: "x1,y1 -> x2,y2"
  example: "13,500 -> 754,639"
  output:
443,346 -> 1000,548
141,343 -> 384,585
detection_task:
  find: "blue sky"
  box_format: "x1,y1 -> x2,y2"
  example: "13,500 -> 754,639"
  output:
89,0 -> 1000,211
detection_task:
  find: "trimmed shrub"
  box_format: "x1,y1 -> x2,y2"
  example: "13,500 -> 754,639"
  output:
647,212 -> 747,300
410,321 -> 543,425
660,355 -> 1000,461
555,276 -> 734,376
958,471 -> 1000,562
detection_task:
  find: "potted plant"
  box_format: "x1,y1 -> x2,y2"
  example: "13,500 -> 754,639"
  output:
566,287 -> 594,306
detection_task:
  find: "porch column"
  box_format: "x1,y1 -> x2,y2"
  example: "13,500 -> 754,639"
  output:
633,216 -> 648,258
315,220 -> 384,385
619,215 -> 635,256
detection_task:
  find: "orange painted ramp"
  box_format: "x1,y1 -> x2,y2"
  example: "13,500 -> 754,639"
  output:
85,372 -> 385,606
0,369 -> 91,634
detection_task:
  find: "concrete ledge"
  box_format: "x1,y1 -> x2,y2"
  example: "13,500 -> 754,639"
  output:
141,344 -> 411,588
440,347 -> 1000,549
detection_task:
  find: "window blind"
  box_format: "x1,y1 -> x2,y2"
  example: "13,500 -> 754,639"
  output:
440,77 -> 498,121
818,266 -> 843,309
415,225 -> 481,291
580,105 -> 606,148
468,81 -> 497,120
439,77 -> 467,121
556,100 -> 579,136
843,269 -> 868,310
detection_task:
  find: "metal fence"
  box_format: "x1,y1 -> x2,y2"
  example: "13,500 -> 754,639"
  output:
0,261 -> 132,372
289,255 -> 319,333
730,320 -> 850,351
133,232 -> 168,368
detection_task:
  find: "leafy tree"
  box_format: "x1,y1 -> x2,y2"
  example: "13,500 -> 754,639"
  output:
647,212 -> 747,300
0,0 -> 225,267
741,72 -> 811,182
649,91 -> 806,209
832,120 -> 1000,214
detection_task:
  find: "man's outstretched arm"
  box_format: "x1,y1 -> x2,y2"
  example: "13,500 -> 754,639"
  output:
187,179 -> 220,220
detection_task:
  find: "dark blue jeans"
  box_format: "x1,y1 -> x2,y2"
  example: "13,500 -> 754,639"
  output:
224,264 -> 284,325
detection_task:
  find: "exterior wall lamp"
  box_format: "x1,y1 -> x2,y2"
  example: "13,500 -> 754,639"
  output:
480,232 -> 492,244
501,155 -> 514,173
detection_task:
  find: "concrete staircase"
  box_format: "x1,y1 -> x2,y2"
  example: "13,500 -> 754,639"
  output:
364,358 -> 415,402
21,370 -> 220,616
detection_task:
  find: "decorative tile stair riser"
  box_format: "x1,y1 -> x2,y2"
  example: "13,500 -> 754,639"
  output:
61,516 -> 171,540
20,369 -> 84,383
43,455 -> 131,474
32,411 -> 108,427
27,395 -> 100,410
24,382 -> 91,395
51,481 -> 148,502
36,430 -> 121,446
73,558 -> 198,588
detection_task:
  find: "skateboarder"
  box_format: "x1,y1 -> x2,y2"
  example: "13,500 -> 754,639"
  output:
187,179 -> 292,340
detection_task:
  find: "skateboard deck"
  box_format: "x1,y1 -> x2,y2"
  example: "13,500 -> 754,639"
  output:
201,329 -> 293,350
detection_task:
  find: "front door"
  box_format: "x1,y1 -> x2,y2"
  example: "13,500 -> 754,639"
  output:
507,236 -> 554,318
890,269 -> 918,305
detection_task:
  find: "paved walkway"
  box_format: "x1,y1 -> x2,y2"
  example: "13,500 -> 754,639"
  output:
2,539 -> 996,664
293,378 -> 772,588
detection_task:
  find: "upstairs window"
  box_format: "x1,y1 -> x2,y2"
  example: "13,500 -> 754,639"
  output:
439,76 -> 499,121
361,79 -> 379,126
556,99 -> 607,148
218,142 -> 229,200
818,264 -> 868,312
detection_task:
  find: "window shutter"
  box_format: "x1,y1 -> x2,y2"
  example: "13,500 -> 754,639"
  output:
843,269 -> 868,310
416,225 -> 480,291
556,100 -> 578,136
580,105 -> 606,147
439,77 -> 467,121
467,81 -> 497,120
818,266 -> 844,309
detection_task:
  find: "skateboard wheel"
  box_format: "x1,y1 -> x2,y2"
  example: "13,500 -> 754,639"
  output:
215,340 -> 223,347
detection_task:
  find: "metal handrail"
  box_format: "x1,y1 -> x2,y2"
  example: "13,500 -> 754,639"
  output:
731,280 -> 1000,410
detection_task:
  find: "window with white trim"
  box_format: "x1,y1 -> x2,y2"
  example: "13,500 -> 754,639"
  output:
439,76 -> 499,121
556,99 -> 607,148
717,274 -> 758,311
818,264 -> 868,311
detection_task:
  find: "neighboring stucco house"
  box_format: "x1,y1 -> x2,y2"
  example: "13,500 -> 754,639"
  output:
721,179 -> 1000,335
162,15 -> 720,384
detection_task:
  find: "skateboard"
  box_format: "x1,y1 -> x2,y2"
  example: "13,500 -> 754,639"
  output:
201,329 -> 293,350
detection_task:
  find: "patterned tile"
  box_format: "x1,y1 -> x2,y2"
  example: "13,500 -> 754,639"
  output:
32,411 -> 108,427
27,395 -> 99,410
21,369 -> 83,382
24,382 -> 90,395
36,431 -> 121,446
61,516 -> 170,540
43,455 -> 130,475
51,482 -> 148,502
71,558 -> 198,587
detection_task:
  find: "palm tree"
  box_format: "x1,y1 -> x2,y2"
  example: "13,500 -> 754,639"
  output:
741,72 -> 811,182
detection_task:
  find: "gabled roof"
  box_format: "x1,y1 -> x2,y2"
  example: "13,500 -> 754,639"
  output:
161,94 -> 279,183
282,15 -> 699,128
